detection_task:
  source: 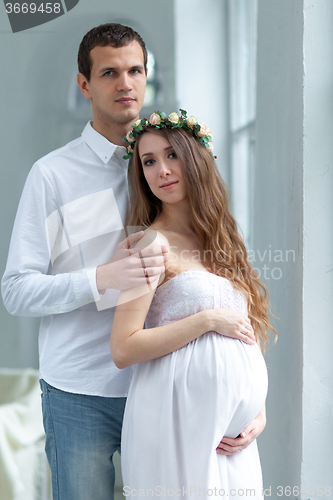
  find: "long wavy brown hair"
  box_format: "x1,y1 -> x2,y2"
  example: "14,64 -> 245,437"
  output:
128,127 -> 276,351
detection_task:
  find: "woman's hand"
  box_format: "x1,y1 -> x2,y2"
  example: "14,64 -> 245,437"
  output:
216,405 -> 266,455
211,308 -> 255,345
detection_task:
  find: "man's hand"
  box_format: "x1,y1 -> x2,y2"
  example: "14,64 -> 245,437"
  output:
96,231 -> 168,293
216,404 -> 266,455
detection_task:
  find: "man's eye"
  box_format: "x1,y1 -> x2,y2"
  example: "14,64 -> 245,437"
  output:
130,69 -> 139,74
104,70 -> 113,76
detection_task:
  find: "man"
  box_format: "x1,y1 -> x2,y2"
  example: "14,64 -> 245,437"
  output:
2,22 -> 265,500
2,23 -> 167,500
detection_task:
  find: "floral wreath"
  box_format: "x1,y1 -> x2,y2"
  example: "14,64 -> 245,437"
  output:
122,109 -> 215,160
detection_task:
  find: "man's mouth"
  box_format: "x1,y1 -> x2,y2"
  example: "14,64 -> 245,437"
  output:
115,97 -> 135,105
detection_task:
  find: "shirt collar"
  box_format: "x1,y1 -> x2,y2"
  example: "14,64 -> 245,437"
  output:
81,121 -> 128,166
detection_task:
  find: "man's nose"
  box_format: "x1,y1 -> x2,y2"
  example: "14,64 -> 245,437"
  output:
116,73 -> 133,92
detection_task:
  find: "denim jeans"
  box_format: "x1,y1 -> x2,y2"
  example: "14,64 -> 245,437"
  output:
40,379 -> 126,500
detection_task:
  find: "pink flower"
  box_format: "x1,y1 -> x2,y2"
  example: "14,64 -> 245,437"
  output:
198,123 -> 209,137
197,123 -> 210,137
207,143 -> 214,152
149,113 -> 161,126
126,131 -> 135,143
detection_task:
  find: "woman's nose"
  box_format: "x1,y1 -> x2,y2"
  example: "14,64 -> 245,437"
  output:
159,162 -> 171,176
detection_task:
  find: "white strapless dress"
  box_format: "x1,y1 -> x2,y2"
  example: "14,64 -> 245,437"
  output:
121,270 -> 268,499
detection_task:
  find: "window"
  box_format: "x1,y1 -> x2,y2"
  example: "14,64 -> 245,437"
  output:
227,0 -> 258,245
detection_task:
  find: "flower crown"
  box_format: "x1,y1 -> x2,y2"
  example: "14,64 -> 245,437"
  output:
122,109 -> 214,160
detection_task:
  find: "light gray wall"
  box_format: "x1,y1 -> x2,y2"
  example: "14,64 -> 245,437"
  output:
255,0 -> 333,496
302,0 -> 333,492
254,0 -> 304,492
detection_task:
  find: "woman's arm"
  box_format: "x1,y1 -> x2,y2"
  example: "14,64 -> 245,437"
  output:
111,230 -> 255,368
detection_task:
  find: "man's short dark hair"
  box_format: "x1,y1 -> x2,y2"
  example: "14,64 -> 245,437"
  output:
78,23 -> 148,81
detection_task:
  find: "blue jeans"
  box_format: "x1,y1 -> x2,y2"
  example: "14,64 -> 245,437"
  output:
40,379 -> 126,500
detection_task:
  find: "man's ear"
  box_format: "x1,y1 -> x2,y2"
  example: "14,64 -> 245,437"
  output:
77,73 -> 91,99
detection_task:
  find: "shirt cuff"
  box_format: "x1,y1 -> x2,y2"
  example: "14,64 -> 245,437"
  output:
85,267 -> 102,303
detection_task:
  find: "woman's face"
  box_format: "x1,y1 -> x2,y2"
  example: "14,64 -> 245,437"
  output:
138,132 -> 187,205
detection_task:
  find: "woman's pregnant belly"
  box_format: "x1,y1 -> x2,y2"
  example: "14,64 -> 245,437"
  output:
128,331 -> 268,443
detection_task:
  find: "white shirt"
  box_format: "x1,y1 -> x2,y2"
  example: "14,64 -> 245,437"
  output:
1,122 -> 134,396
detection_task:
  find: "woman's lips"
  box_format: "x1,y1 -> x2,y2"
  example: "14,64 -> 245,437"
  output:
160,181 -> 179,190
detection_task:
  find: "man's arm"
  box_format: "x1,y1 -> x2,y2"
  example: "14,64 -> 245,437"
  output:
2,164 -> 168,317
1,164 -> 97,316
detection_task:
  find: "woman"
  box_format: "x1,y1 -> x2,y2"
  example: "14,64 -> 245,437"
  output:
111,111 -> 275,499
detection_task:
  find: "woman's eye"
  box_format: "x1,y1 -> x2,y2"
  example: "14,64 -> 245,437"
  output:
169,152 -> 177,159
144,159 -> 155,166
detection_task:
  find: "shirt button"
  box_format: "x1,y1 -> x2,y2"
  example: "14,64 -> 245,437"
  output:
55,308 -> 60,312
88,298 -> 93,303
117,147 -> 123,152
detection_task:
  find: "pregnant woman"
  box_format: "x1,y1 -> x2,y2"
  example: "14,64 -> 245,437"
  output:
111,111 -> 275,499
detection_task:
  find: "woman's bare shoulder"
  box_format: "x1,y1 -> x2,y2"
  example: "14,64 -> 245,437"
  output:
144,226 -> 171,248
131,226 -> 170,252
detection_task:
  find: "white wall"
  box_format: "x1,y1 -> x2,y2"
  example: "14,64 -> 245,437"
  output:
302,0 -> 333,493
254,0 -> 304,493
255,0 -> 333,496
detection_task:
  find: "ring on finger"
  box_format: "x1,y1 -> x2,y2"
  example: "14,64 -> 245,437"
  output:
143,267 -> 149,278
237,446 -> 241,453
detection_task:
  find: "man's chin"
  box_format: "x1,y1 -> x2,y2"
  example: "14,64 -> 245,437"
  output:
113,108 -> 141,125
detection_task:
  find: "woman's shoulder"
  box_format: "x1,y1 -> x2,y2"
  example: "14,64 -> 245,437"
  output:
132,226 -> 170,252
146,225 -> 173,247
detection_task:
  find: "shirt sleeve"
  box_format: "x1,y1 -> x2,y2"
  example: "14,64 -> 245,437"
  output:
1,163 -> 101,317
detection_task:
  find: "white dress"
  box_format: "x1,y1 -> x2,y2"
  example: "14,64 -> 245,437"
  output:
121,270 -> 268,499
